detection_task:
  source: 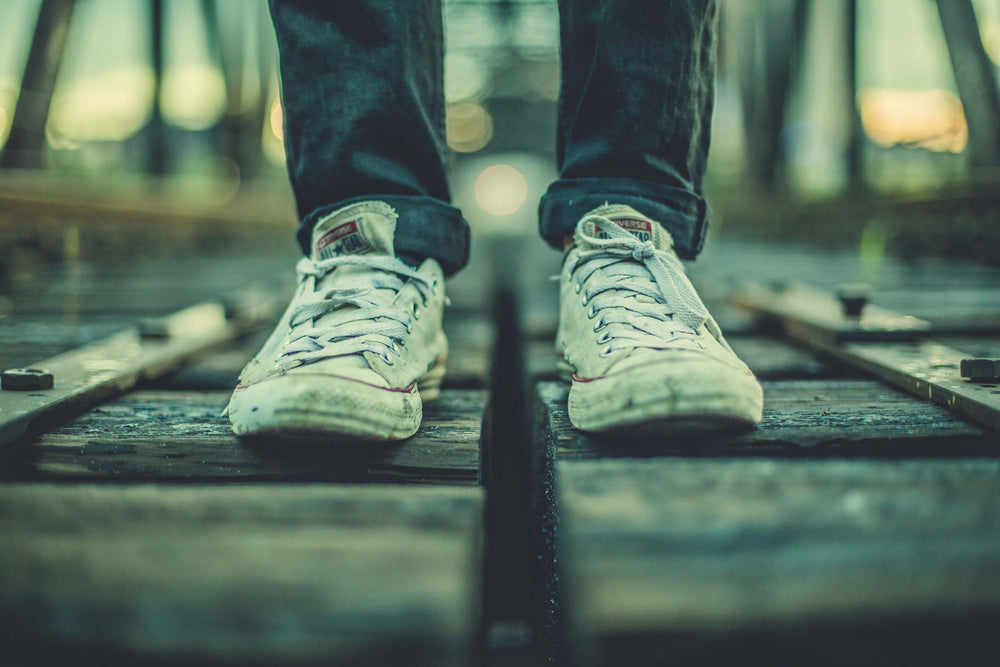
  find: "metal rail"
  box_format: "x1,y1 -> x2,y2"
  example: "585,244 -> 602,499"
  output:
732,283 -> 1000,432
0,289 -> 281,452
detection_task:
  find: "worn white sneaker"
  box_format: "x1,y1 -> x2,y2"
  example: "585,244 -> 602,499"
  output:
558,204 -> 763,434
226,201 -> 447,442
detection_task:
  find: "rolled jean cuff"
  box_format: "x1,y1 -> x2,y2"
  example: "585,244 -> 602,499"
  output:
298,194 -> 471,276
537,177 -> 710,260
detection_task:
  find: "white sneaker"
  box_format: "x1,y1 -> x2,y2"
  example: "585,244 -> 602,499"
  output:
558,204 -> 763,434
226,201 -> 448,442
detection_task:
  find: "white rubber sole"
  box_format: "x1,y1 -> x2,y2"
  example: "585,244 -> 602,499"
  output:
566,358 -> 763,435
229,357 -> 447,444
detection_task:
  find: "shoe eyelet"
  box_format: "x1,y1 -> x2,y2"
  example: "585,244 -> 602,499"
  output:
411,302 -> 421,320
380,351 -> 395,365
581,294 -> 588,306
593,319 -> 605,332
431,279 -> 439,295
599,346 -> 613,357
597,332 -> 613,345
573,282 -> 581,294
587,304 -> 597,319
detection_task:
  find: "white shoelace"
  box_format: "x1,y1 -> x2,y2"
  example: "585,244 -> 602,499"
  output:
279,255 -> 432,366
567,215 -> 720,354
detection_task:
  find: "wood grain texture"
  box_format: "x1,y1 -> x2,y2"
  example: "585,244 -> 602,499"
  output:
13,389 -> 484,484
558,457 -> 1000,665
537,379 -> 994,458
0,483 -> 483,666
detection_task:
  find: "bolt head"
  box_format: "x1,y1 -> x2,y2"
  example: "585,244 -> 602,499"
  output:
835,283 -> 872,318
960,359 -> 1000,382
138,318 -> 171,339
2,368 -> 55,391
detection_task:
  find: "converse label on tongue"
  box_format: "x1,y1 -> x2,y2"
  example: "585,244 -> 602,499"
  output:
583,212 -> 654,243
315,219 -> 371,259
599,216 -> 652,242
310,201 -> 398,261
580,204 -> 673,250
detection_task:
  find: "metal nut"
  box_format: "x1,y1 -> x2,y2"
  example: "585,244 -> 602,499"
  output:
138,317 -> 171,339
960,359 -> 1000,383
835,283 -> 872,318
2,368 -> 55,391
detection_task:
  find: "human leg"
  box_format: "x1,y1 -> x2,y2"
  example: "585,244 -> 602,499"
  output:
540,0 -> 719,257
270,0 -> 468,273
227,2 -> 458,442
548,0 -> 763,433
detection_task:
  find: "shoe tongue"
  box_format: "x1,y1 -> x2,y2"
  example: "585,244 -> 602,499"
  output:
579,204 -> 673,252
310,202 -> 397,262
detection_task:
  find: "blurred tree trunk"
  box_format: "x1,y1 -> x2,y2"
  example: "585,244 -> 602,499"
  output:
935,0 -> 1000,171
737,0 -> 809,190
0,0 -> 76,169
147,0 -> 168,175
204,0 -> 265,178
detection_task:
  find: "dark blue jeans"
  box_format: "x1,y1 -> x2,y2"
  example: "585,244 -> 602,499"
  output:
270,0 -> 718,275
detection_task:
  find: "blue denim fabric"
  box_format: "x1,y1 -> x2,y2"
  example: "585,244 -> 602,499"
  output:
269,0 -> 718,273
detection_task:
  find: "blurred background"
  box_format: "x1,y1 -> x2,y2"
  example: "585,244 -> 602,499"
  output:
0,0 -> 998,270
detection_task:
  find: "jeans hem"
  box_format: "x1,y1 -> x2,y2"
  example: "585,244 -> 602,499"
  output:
537,177 -> 709,260
298,195 -> 471,275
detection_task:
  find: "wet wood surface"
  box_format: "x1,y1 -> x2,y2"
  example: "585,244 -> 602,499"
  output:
0,234 -> 491,665
557,457 -> 1000,665
539,244 -> 1000,664
537,379 -> 994,458
0,483 -> 483,666
3,207 -> 1000,665
13,389 -> 483,484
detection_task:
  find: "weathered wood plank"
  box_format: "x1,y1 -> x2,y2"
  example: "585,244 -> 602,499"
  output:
10,390 -> 484,484
727,336 -> 844,379
538,379 -> 994,458
0,483 -> 483,666
0,290 -> 286,452
559,457 -> 1000,665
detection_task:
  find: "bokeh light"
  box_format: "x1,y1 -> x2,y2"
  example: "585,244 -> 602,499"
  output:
859,89 -> 968,153
474,164 -> 528,216
47,65 -> 153,144
447,102 -> 493,153
161,63 -> 227,131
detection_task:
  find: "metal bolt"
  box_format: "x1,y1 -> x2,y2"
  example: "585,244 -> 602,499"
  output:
221,297 -> 241,321
138,317 -> 171,339
768,280 -> 789,293
960,359 -> 1000,383
835,283 -> 872,318
2,368 -> 55,391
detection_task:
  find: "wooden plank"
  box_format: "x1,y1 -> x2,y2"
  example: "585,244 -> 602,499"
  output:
0,293 -> 282,452
727,336 -> 845,379
537,379 -> 993,458
11,389 -> 484,484
559,457 -> 1000,665
0,483 -> 483,666
816,340 -> 1000,432
4,255 -> 294,318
